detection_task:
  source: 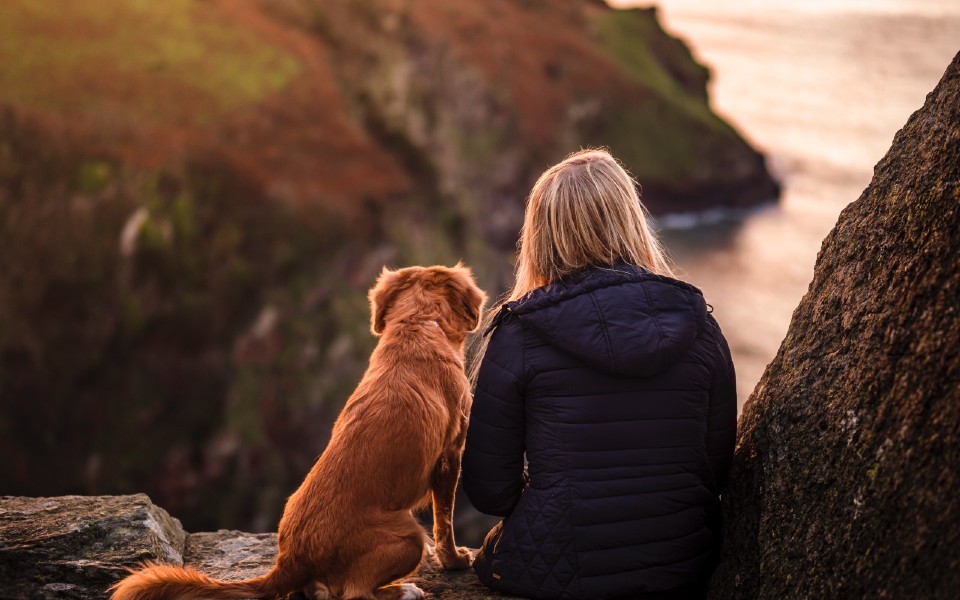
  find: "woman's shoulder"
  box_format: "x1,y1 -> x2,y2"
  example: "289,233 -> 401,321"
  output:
513,264 -> 702,312
479,304 -> 526,374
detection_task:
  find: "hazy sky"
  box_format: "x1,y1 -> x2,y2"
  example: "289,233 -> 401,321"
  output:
609,0 -> 960,17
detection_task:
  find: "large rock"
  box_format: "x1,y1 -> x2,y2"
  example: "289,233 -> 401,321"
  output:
0,495 -> 185,599
0,495 -> 518,600
710,52 -> 960,599
182,531 -> 279,584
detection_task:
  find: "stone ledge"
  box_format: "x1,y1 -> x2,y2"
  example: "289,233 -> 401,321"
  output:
0,494 -> 518,600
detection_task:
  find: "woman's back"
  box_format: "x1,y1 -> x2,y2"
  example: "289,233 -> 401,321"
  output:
463,264 -> 736,600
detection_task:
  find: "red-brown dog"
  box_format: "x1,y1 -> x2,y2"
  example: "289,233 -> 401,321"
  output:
110,264 -> 486,600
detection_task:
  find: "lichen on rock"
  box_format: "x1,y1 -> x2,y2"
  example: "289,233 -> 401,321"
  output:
709,51 -> 960,599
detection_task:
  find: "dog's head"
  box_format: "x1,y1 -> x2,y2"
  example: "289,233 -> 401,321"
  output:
369,263 -> 486,341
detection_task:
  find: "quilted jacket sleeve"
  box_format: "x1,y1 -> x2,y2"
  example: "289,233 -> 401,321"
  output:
462,317 -> 526,517
706,316 -> 737,491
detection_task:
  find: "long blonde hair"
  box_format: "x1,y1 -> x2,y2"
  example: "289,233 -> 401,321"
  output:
469,149 -> 674,382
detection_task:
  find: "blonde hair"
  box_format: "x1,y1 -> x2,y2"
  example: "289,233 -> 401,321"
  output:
469,148 -> 674,382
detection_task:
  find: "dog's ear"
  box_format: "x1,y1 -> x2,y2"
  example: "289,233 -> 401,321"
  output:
369,267 -> 405,335
443,264 -> 487,332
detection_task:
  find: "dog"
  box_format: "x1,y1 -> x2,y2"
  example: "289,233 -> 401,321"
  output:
110,264 -> 487,600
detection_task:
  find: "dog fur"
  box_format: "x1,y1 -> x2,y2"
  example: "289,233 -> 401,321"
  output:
109,264 -> 487,600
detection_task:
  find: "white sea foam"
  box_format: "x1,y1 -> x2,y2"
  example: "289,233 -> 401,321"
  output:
654,202 -> 778,231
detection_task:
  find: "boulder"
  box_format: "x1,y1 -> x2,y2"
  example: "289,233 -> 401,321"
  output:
0,495 -> 518,600
709,51 -> 960,599
0,495 -> 185,599
182,531 -> 279,584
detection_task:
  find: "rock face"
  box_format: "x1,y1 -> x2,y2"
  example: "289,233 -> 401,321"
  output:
709,52 -> 960,599
311,0 -> 779,223
0,495 -> 185,599
0,495 -> 518,600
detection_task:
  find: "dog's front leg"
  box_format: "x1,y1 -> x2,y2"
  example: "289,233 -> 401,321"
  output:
431,419 -> 472,570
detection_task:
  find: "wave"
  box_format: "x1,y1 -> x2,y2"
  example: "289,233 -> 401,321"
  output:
653,201 -> 779,230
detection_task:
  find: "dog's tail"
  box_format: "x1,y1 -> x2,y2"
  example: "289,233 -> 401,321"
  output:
108,559 -> 302,600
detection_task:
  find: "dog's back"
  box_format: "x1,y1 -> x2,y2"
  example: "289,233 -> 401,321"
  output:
111,264 -> 485,600
283,320 -> 466,532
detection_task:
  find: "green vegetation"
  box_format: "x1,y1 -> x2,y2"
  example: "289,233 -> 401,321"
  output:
0,0 -> 301,123
593,8 -> 743,180
595,9 -> 730,133
599,97 -> 701,179
76,161 -> 113,194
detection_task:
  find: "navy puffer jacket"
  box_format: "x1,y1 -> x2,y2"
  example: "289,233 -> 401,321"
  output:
462,264 -> 736,600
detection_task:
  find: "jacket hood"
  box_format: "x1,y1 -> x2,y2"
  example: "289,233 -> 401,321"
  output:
493,265 -> 707,377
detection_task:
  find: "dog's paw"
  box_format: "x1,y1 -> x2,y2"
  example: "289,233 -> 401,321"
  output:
399,584 -> 425,600
375,583 -> 424,600
396,583 -> 424,600
436,545 -> 474,570
304,582 -> 332,600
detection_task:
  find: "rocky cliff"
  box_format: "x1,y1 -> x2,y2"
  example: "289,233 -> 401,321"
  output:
0,0 -> 777,537
709,51 -> 960,599
4,34 -> 957,600
0,494 -> 514,600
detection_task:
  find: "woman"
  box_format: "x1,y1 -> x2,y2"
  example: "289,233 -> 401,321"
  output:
462,149 -> 736,600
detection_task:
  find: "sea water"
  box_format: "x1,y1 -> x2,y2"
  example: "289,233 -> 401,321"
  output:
613,0 -> 960,407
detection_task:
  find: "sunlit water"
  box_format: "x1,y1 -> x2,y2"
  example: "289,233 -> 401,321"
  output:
613,0 -> 960,407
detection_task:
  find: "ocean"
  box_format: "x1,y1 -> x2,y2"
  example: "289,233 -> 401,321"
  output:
614,0 -> 960,407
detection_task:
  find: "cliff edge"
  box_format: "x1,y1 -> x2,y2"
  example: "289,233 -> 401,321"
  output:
709,51 -> 960,599
0,495 -> 516,600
